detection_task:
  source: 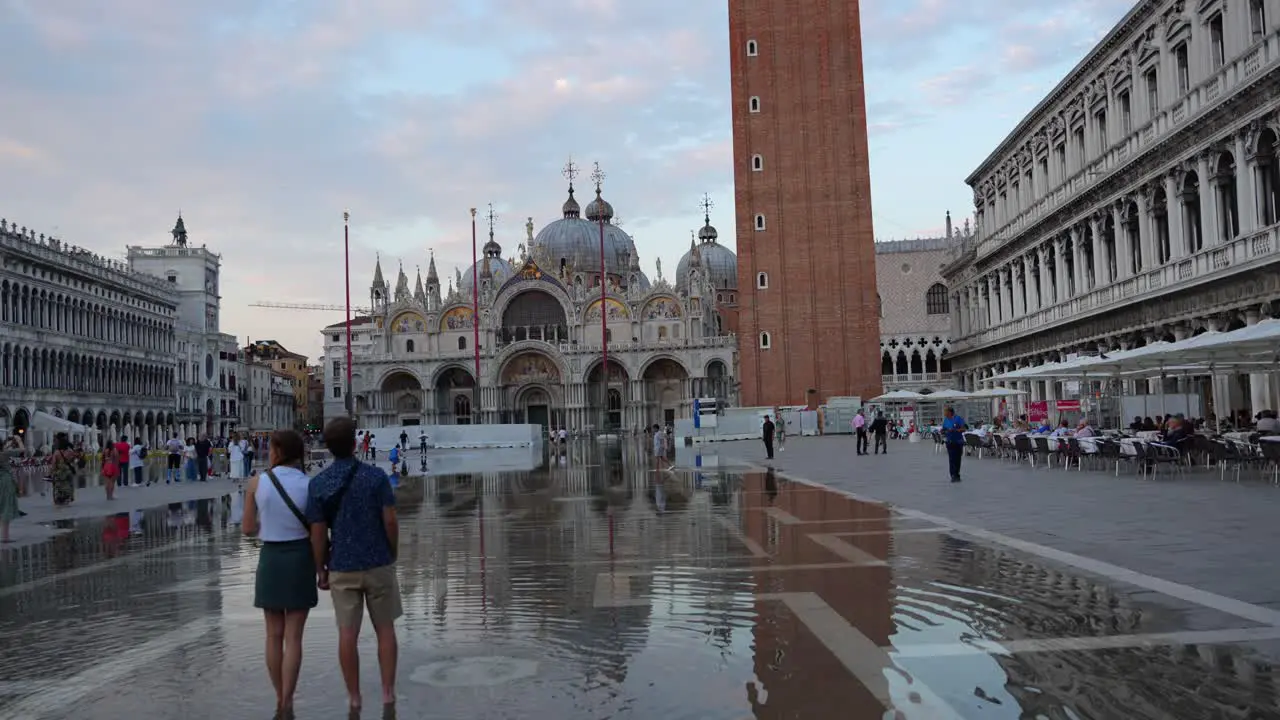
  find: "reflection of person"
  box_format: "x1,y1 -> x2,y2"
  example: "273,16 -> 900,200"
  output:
1,434 -> 26,542
762,415 -> 775,460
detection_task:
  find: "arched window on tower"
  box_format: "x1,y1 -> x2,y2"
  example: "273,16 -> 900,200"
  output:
925,283 -> 949,315
757,272 -> 769,289
406,339 -> 415,353
759,331 -> 771,349
458,336 -> 467,350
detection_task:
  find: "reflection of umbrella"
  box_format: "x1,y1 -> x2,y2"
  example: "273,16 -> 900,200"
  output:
869,389 -> 925,402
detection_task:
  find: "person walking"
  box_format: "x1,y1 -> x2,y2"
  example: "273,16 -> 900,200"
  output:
775,409 -> 787,452
853,409 -> 868,455
1,434 -> 25,542
942,406 -> 968,483
870,411 -> 889,454
101,440 -> 121,500
229,432 -> 246,483
242,429 -> 317,717
130,437 -> 147,487
164,433 -> 184,484
307,418 -> 401,713
114,436 -> 132,490
195,434 -> 212,482
51,433 -> 82,506
762,414 -> 775,460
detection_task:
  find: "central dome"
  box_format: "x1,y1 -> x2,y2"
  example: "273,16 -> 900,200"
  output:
533,186 -> 637,277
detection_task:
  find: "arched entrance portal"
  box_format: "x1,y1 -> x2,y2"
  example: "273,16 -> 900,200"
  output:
380,371 -> 424,426
499,352 -> 563,428
587,360 -> 629,431
642,358 -> 689,429
435,367 -> 475,425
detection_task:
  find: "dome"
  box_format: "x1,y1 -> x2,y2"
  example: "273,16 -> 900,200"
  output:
677,217 -> 737,291
584,189 -> 614,223
533,193 -> 638,277
629,271 -> 652,292
458,256 -> 516,297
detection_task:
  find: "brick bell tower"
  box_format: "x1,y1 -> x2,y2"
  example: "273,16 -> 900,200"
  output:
728,0 -> 882,408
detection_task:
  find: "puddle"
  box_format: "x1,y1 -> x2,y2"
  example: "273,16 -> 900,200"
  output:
1,443 -> 1278,719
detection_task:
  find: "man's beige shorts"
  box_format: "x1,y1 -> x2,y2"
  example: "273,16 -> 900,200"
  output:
329,564 -> 403,630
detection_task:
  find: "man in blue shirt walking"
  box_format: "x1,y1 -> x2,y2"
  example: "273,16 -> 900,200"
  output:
941,406 -> 968,483
308,417 -> 401,713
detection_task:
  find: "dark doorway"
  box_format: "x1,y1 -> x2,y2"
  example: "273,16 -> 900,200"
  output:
527,404 -> 549,429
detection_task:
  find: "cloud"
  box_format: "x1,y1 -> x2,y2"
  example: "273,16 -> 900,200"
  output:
0,0 -> 1135,356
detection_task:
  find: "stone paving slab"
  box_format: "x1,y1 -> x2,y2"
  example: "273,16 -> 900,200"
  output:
708,436 -> 1280,606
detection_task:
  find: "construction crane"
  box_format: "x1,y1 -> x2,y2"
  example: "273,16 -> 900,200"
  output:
250,301 -> 373,314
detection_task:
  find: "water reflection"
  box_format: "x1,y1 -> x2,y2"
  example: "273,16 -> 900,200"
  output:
0,444 -> 1277,719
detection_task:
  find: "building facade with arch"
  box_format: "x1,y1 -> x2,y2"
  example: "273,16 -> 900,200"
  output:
325,178 -> 740,432
944,0 -> 1280,417
874,225 -> 969,394
0,217 -> 180,447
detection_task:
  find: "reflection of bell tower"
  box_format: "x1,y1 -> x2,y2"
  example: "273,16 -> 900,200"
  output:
370,255 -> 388,317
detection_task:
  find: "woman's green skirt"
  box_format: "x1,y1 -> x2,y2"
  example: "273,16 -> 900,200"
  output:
254,539 -> 318,611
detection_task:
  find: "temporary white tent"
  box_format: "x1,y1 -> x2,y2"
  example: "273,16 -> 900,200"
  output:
30,411 -> 96,449
921,388 -> 971,400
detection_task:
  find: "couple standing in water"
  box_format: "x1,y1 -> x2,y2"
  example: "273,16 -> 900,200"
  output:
242,418 -> 402,718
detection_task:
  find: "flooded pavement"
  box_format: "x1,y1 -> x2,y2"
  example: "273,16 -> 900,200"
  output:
2,441 -> 1279,719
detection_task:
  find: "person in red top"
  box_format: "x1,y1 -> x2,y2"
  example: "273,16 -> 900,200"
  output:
114,437 -> 132,488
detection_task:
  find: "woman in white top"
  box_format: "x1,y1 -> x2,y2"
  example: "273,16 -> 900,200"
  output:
242,429 -> 316,717
228,432 -> 246,480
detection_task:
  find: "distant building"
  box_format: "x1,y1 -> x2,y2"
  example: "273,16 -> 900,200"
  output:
244,340 -> 308,430
269,372 -> 296,431
324,174 -> 737,431
305,366 -> 325,432
944,0 -> 1280,416
0,218 -> 179,446
128,216 -> 239,439
875,214 -> 969,393
729,0 -> 881,407
319,315 -> 376,423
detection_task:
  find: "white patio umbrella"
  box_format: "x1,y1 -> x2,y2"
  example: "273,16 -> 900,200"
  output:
922,388 -> 972,400
869,389 -> 926,402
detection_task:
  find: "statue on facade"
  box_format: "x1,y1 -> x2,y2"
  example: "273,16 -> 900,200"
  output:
655,257 -> 663,282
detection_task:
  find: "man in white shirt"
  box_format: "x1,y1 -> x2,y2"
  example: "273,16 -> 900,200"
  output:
852,410 -> 868,455
130,437 -> 146,487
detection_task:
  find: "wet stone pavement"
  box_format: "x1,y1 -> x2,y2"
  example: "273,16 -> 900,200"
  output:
2,442 -> 1279,719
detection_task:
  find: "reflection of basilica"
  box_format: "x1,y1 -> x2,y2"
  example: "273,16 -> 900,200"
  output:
347,168 -> 739,431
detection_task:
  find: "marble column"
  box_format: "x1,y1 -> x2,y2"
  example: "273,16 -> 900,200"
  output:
1037,244 -> 1051,308
1169,171 -> 1190,259
1235,130 -> 1259,234
1013,260 -> 1026,317
1069,226 -> 1084,296
1053,236 -> 1068,303
1112,202 -> 1131,280
1002,266 -> 1015,323
1089,214 -> 1106,287
979,278 -> 991,329
1197,152 -> 1220,247
1137,188 -> 1155,271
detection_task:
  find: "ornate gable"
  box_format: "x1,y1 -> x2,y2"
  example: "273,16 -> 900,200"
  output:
497,258 -> 567,297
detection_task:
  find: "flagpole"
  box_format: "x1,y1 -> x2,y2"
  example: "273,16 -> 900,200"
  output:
344,210 -> 354,419
592,162 -> 608,432
470,207 -> 481,422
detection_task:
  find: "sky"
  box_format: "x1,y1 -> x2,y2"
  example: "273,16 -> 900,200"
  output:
0,0 -> 1136,360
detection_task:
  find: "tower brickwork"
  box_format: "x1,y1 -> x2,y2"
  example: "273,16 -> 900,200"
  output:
729,0 -> 882,407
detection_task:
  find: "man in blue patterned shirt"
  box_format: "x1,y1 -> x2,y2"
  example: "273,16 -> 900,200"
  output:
307,417 -> 401,712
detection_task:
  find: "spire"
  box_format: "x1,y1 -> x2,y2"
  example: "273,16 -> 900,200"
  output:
483,203 -> 502,258
414,266 -> 425,300
562,157 -> 581,219
394,262 -> 409,300
697,193 -> 718,243
372,254 -> 386,288
945,210 -> 953,239
171,213 -> 188,246
426,250 -> 439,284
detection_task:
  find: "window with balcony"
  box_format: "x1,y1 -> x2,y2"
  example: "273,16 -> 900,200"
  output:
1095,109 -> 1108,150
1119,91 -> 1132,134
1145,68 -> 1159,117
925,283 -> 949,315
1210,14 -> 1225,70
1054,145 -> 1066,183
1175,43 -> 1190,95
1072,127 -> 1085,170
1250,0 -> 1266,43
1037,157 -> 1048,193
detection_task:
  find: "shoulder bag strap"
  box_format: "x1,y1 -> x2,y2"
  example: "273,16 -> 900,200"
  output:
325,461 -> 362,524
266,468 -> 310,530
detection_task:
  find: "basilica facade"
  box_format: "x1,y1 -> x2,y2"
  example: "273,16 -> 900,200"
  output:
331,178 -> 739,432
